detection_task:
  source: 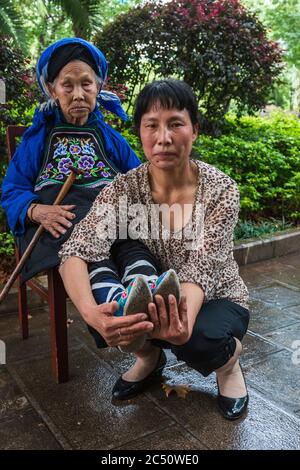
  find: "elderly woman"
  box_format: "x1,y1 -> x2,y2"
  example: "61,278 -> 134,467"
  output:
1,38 -> 163,299
59,79 -> 250,420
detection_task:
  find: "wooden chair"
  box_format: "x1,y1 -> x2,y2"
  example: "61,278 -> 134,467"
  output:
6,125 -> 69,383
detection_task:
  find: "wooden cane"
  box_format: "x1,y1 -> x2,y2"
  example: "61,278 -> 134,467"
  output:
0,165 -> 84,304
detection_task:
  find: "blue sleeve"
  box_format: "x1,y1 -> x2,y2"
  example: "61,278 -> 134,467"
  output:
1,132 -> 45,236
101,124 -> 141,173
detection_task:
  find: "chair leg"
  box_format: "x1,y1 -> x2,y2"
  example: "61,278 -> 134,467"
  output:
18,277 -> 29,339
16,247 -> 29,339
48,268 -> 69,384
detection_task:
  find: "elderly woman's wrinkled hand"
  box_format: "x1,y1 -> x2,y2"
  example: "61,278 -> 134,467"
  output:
84,301 -> 154,348
29,203 -> 76,238
148,294 -> 190,345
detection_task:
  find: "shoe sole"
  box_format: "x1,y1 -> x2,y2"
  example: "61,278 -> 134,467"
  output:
153,269 -> 181,310
120,276 -> 153,353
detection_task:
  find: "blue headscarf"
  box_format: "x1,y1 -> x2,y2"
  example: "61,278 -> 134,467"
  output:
36,37 -> 128,121
1,38 -> 141,236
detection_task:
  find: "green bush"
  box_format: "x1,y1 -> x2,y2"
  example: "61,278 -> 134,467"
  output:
194,111 -> 300,222
0,36 -> 39,231
0,231 -> 14,257
0,36 -> 39,174
121,126 -> 144,160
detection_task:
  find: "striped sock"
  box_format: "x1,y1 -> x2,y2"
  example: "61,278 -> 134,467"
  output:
88,260 -> 124,306
121,259 -> 158,290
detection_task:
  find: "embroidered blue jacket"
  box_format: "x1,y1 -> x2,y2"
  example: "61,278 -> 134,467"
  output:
1,110 -> 141,236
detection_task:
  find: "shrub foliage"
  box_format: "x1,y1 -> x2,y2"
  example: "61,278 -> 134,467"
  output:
95,0 -> 284,135
0,36 -> 39,176
0,35 -> 39,230
194,112 -> 300,222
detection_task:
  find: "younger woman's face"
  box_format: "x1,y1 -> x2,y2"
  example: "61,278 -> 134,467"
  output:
139,105 -> 198,169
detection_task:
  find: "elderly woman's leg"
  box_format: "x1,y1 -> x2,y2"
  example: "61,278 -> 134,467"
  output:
88,257 -> 124,306
111,239 -> 161,290
88,240 -> 161,312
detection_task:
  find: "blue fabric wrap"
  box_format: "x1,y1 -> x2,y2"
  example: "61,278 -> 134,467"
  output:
36,37 -> 108,87
36,37 -> 128,121
1,107 -> 140,236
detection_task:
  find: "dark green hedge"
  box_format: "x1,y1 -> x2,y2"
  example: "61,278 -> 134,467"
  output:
194,112 -> 300,222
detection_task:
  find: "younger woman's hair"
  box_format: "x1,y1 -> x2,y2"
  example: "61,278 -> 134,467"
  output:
133,79 -> 200,134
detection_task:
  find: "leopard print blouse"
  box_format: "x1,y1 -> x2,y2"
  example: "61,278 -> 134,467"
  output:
59,160 -> 249,309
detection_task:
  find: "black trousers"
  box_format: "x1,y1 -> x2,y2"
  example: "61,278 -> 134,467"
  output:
88,248 -> 250,376
152,298 -> 249,376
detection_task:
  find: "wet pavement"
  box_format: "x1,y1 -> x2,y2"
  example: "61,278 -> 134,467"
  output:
0,252 -> 300,450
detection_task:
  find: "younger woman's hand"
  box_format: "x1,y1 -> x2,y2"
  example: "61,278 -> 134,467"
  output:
84,301 -> 154,348
148,294 -> 190,345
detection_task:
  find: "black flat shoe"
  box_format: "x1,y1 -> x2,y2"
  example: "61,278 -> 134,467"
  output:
216,363 -> 249,420
112,349 -> 167,401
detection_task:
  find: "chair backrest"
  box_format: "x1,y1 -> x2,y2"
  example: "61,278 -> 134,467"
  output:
6,126 -> 28,161
1,126 -> 28,201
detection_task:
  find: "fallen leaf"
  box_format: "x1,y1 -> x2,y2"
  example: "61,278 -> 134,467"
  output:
162,383 -> 191,399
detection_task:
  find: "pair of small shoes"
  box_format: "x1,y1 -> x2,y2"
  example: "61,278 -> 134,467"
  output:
116,275 -> 152,353
117,270 -> 181,353
216,363 -> 249,420
151,269 -> 181,310
112,349 -> 167,400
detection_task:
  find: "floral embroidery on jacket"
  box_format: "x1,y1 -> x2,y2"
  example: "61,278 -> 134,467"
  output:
38,135 -> 113,183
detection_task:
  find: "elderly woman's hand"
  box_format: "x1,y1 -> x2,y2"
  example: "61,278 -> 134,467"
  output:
148,294 -> 190,345
28,203 -> 76,238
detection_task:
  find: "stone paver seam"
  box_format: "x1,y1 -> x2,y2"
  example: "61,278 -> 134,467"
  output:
110,424 -> 209,450
247,329 -> 295,353
245,382 -> 300,423
77,342 -> 126,378
70,343 -> 206,449
0,303 -> 49,317
250,299 -> 300,308
144,392 -> 215,449
1,340 -> 83,362
251,280 -> 300,293
6,364 -> 72,450
248,319 -> 300,337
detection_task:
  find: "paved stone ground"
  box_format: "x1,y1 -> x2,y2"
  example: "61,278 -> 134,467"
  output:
1,252 -> 300,450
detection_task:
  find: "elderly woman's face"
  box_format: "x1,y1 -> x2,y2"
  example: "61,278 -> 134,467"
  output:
140,105 -> 198,169
48,60 -> 99,125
